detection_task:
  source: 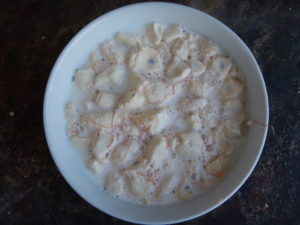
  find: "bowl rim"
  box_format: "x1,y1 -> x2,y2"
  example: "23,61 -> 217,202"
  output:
43,2 -> 269,224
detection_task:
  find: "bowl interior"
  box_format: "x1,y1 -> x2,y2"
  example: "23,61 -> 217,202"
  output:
44,2 -> 268,224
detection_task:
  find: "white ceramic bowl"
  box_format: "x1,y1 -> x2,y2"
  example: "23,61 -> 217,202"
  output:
43,2 -> 268,224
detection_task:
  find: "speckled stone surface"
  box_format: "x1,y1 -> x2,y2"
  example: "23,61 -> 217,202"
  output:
0,0 -> 299,224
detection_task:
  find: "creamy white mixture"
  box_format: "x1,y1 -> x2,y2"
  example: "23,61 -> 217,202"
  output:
65,23 -> 248,205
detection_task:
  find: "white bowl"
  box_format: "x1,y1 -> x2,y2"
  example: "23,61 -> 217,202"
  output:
43,2 -> 268,224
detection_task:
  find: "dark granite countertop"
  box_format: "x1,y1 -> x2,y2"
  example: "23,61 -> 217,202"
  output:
0,0 -> 299,224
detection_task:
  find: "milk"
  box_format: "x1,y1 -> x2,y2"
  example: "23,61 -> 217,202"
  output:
65,23 -> 247,206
